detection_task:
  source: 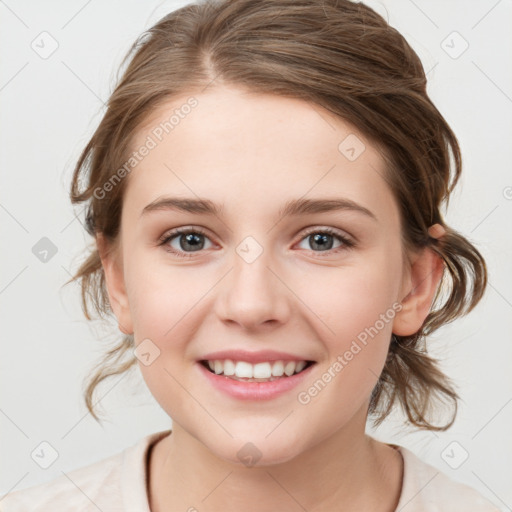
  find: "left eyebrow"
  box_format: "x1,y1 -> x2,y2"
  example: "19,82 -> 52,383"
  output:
140,196 -> 377,222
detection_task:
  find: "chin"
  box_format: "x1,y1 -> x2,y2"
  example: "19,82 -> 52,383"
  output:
206,430 -> 308,468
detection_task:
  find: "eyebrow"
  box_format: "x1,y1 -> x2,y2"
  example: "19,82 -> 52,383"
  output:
140,196 -> 377,222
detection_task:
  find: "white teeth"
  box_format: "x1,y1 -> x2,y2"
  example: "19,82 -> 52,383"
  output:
223,359 -> 235,376
271,361 -> 284,376
295,361 -> 307,373
235,361 -> 253,378
204,359 -> 310,379
253,362 -> 272,379
214,360 -> 223,375
284,361 -> 296,376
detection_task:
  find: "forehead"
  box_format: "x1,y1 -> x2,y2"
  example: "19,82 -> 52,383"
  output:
124,85 -> 397,224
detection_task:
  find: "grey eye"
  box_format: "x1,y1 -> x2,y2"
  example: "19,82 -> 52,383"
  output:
168,232 -> 213,252
298,232 -> 343,252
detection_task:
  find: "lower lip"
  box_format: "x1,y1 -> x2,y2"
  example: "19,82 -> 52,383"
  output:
196,362 -> 316,401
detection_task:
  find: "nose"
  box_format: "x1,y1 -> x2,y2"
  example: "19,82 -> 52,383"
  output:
215,243 -> 292,331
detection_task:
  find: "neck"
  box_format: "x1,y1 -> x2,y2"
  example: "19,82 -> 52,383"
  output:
148,409 -> 403,512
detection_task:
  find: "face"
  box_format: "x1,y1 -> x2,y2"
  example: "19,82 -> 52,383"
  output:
100,84 -> 438,466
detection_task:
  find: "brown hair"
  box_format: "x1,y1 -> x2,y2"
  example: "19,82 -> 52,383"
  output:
67,0 -> 487,430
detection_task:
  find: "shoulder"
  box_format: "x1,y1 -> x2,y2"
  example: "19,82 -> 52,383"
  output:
0,450 -> 123,512
395,445 -> 502,512
0,430 -> 171,512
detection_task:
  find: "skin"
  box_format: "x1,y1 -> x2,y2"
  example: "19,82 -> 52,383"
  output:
97,84 -> 444,511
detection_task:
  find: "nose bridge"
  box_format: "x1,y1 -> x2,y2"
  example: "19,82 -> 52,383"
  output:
216,234 -> 290,327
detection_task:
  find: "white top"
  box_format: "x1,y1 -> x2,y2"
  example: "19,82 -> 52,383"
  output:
0,429 -> 501,511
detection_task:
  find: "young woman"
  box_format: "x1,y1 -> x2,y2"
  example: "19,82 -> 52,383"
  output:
1,0 -> 500,510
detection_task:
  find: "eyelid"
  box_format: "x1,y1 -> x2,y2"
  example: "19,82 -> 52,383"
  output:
158,226 -> 214,248
294,226 -> 355,254
298,225 -> 354,243
158,224 -> 212,240
159,225 -> 354,243
158,224 -> 356,258
157,226 -> 214,260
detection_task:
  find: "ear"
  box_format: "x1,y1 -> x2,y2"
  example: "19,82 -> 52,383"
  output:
393,247 -> 445,336
96,233 -> 134,335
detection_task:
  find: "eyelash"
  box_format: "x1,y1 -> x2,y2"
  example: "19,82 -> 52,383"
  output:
158,226 -> 355,259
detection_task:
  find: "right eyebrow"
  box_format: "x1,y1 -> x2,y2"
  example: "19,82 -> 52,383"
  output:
140,197 -> 223,218
140,196 -> 378,223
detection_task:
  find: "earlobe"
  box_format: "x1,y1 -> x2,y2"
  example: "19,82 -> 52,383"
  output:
96,234 -> 134,335
392,247 -> 445,337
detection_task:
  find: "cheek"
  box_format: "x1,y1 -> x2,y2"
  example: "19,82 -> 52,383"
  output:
123,253 -> 214,396
294,256 -> 401,403
123,244 -> 198,335
301,258 -> 401,348
124,260 -> 201,413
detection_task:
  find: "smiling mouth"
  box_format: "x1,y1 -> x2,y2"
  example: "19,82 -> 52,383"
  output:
199,359 -> 316,382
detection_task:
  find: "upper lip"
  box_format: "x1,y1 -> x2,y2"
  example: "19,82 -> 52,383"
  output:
199,349 -> 315,364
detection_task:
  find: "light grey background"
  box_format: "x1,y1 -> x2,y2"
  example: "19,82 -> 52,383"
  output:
1,0 -> 511,509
